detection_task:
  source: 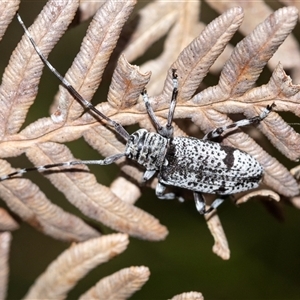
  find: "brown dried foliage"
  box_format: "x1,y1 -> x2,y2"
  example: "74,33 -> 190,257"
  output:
0,0 -> 300,299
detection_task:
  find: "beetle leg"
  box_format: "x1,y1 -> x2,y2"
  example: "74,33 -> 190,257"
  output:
203,103 -> 276,140
194,192 -> 225,214
143,169 -> 156,181
156,182 -> 176,199
155,182 -> 184,202
206,197 -> 224,213
193,192 -> 206,214
141,69 -> 178,138
0,153 -> 125,181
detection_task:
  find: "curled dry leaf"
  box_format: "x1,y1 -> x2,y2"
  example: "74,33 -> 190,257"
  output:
24,233 -> 129,300
235,189 -> 280,205
108,54 -> 151,110
0,0 -> 299,260
79,266 -> 150,300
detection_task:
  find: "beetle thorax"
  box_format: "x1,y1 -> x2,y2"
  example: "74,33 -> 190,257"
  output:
125,129 -> 168,170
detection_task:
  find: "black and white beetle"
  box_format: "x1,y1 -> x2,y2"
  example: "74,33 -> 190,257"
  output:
0,14 -> 275,214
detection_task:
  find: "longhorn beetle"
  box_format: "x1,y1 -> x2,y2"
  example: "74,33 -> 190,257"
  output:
0,14 -> 275,214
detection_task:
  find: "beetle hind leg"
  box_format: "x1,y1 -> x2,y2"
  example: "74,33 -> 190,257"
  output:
203,103 -> 276,141
193,192 -> 224,214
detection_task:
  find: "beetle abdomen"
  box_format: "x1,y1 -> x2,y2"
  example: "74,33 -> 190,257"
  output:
159,137 -> 263,195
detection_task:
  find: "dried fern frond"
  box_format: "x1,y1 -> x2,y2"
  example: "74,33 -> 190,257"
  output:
79,266 -> 150,300
0,1 -> 300,299
207,0 -> 300,82
24,233 -> 129,300
0,0 -> 299,254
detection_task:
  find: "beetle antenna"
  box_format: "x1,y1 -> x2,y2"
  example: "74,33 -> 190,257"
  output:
16,12 -> 130,141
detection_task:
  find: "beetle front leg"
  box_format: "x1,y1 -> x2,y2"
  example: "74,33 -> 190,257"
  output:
143,169 -> 156,181
141,69 -> 178,139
